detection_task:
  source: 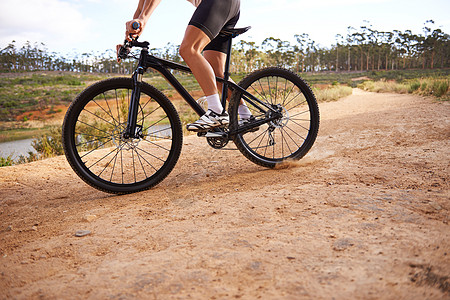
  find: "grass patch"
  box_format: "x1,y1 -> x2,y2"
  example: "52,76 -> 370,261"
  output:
358,80 -> 410,94
358,77 -> 449,99
299,69 -> 450,87
313,84 -> 353,102
0,72 -> 111,121
0,126 -> 54,143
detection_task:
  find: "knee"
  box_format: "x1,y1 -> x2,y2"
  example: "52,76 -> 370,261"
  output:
179,43 -> 193,61
179,43 -> 200,62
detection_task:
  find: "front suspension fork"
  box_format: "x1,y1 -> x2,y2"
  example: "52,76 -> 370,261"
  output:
123,67 -> 144,139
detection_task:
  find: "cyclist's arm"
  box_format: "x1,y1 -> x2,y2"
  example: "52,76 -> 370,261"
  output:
126,0 -> 162,40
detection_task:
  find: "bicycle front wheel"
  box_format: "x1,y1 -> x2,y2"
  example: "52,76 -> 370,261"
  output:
62,77 -> 183,194
229,67 -> 319,168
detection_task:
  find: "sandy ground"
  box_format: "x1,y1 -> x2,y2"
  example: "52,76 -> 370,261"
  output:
0,89 -> 449,299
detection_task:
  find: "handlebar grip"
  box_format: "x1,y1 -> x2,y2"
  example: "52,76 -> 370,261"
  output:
132,22 -> 140,30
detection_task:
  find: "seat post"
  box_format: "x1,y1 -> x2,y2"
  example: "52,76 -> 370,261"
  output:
220,37 -> 234,108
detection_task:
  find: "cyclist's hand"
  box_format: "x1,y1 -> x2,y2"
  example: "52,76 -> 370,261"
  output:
125,19 -> 143,41
116,44 -> 123,63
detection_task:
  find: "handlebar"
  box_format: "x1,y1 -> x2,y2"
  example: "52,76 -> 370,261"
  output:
117,38 -> 150,61
117,21 -> 148,61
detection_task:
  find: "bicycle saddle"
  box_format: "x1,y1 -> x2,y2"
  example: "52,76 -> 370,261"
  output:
220,26 -> 251,38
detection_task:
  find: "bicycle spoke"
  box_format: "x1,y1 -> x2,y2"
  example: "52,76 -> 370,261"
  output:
289,109 -> 310,118
283,91 -> 305,109
80,137 -> 113,160
142,115 -> 169,133
141,138 -> 171,152
288,117 -> 311,132
284,124 -> 307,142
274,76 -> 279,106
282,78 -> 289,106
266,77 -> 273,105
244,126 -> 268,147
282,82 -> 297,107
145,134 -> 172,140
97,93 -> 119,126
259,130 -> 270,157
134,145 -> 167,163
137,101 -> 161,125
110,145 -> 121,182
138,95 -> 153,114
144,126 -> 172,139
257,79 -> 270,103
115,89 -> 121,126
82,107 -> 117,129
264,131 -> 270,158
76,117 -> 114,137
133,148 -> 148,178
132,149 -> 137,183
98,144 -> 122,178
120,148 -> 124,184
75,131 -> 111,140
86,141 -> 118,169
75,135 -> 114,149
280,128 -> 293,158
134,147 -> 160,172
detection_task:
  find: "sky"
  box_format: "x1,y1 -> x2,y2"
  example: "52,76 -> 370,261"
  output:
0,0 -> 449,57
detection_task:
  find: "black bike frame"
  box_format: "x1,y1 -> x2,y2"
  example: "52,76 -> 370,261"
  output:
124,38 -> 280,138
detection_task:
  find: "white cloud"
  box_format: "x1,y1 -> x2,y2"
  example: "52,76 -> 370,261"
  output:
0,0 -> 93,51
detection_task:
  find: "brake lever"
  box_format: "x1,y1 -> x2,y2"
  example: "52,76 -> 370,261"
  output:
117,40 -> 131,62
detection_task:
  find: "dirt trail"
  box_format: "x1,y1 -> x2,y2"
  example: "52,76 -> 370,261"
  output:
0,89 -> 449,299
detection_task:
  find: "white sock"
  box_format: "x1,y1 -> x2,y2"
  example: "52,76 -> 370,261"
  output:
238,104 -> 252,119
205,94 -> 223,114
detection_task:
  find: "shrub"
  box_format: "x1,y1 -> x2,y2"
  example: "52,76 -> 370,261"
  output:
421,82 -> 428,91
0,154 -> 14,167
31,127 -> 64,159
433,80 -> 449,97
409,81 -> 421,93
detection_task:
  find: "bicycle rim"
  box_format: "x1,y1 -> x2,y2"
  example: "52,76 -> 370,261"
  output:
230,67 -> 319,167
63,78 -> 182,194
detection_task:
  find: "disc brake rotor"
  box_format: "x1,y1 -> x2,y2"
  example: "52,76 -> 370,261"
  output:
269,105 -> 289,128
113,124 -> 142,150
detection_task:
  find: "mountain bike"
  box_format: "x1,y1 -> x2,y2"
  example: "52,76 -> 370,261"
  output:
62,27 -> 320,194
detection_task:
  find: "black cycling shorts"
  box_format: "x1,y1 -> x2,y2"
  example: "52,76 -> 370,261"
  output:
188,0 -> 240,53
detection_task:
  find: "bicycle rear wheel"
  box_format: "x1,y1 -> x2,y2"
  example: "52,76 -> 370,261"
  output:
62,77 -> 183,194
229,67 -> 319,168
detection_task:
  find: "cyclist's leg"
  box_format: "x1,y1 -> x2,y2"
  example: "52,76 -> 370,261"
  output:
182,0 -> 240,131
186,0 -> 240,104
179,26 -> 217,97
180,27 -> 229,132
203,50 -> 227,97
204,50 -> 251,119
